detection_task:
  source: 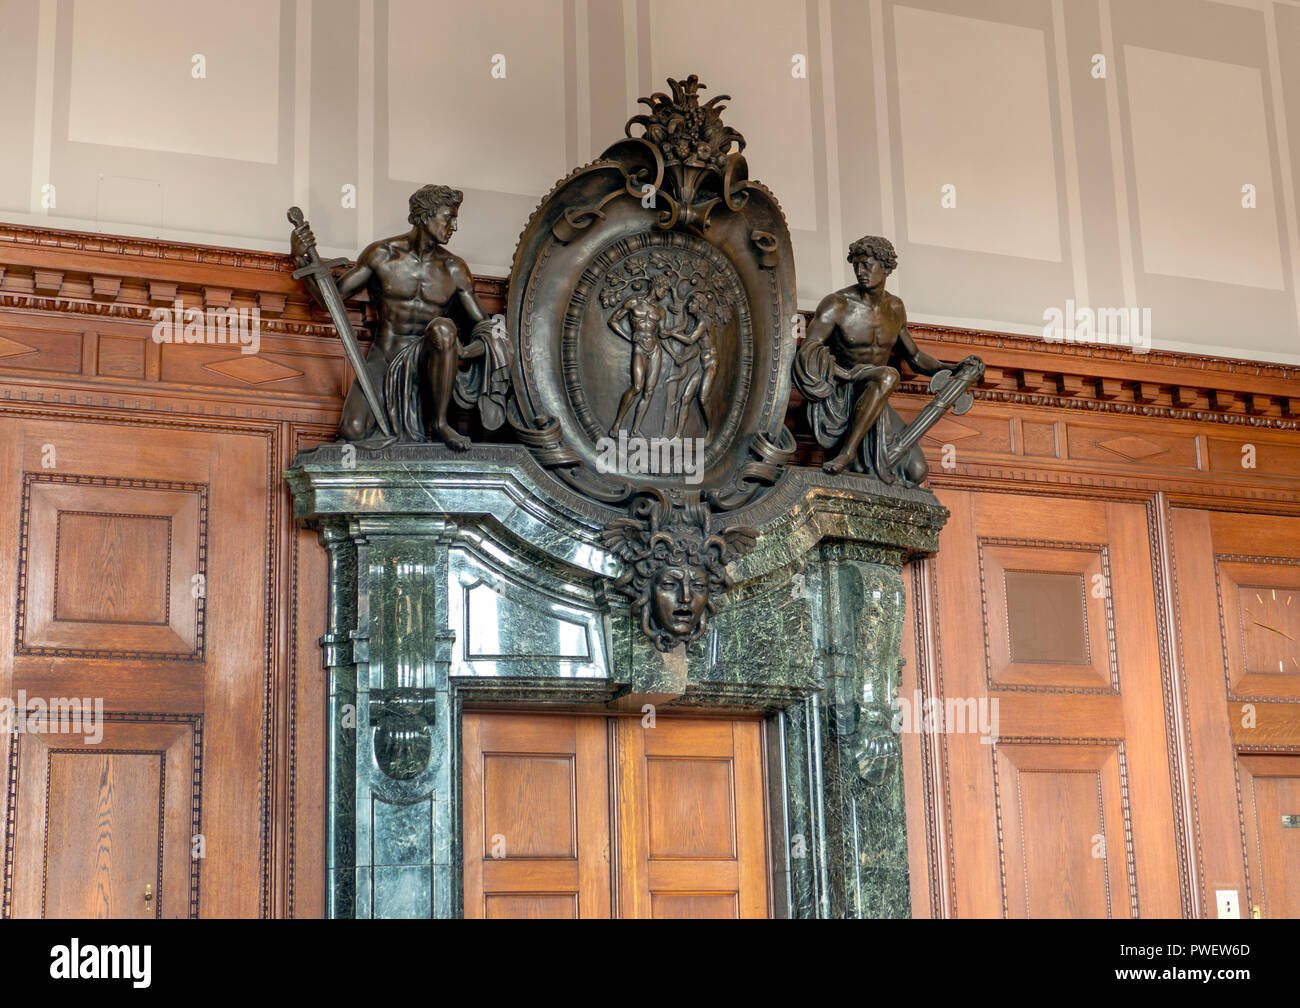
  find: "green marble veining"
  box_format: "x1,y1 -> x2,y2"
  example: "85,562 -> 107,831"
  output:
288,445 -> 946,919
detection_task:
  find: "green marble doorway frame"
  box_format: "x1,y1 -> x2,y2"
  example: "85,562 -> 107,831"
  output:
287,443 -> 947,919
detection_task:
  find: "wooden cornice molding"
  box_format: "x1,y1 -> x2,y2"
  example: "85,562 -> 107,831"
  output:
0,222 -> 1295,426
0,222 -> 510,325
905,322 -> 1300,421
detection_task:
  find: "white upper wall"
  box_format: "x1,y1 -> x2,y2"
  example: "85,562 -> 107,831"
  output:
1,0 -> 1298,365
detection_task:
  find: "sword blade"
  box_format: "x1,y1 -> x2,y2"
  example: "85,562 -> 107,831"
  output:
288,208 -> 394,438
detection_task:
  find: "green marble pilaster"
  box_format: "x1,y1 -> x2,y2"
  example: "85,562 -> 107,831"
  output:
318,521 -> 358,919
351,526 -> 456,919
816,545 -> 911,918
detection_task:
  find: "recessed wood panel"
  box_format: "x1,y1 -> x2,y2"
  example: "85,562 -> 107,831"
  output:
54,512 -> 171,624
994,742 -> 1133,919
651,892 -> 738,919
0,414 -> 270,920
617,718 -> 767,919
1206,435 -> 1300,479
462,713 -> 610,920
44,750 -> 164,919
1065,426 -> 1194,469
464,712 -> 768,918
926,491 -> 1184,918
1021,420 -> 1058,458
158,344 -> 336,397
8,715 -> 201,919
0,324 -> 81,375
979,538 -> 1116,692
95,334 -> 145,380
17,474 -> 205,660
1238,755 -> 1300,919
1171,510 -> 1300,919
481,755 -> 575,859
484,893 -> 578,919
646,758 -> 734,859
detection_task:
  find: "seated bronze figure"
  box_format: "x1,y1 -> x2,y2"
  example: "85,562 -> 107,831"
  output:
794,236 -> 983,485
290,184 -> 512,447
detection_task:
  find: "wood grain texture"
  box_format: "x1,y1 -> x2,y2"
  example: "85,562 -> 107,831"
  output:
921,491 -> 1183,918
464,712 -> 767,918
462,712 -> 610,919
9,715 -> 199,919
618,717 -> 768,919
1237,755 -> 1300,919
0,413 -> 268,919
1170,510 -> 1300,918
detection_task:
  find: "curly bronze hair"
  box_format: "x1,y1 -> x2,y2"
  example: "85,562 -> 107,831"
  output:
847,235 -> 898,273
408,184 -> 463,226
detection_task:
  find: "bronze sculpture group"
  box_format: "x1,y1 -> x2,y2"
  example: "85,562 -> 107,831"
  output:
287,75 -> 983,651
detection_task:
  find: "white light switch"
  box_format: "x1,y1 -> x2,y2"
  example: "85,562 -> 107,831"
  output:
1215,889 -> 1240,919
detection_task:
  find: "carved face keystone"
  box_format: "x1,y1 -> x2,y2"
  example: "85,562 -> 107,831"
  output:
651,563 -> 710,638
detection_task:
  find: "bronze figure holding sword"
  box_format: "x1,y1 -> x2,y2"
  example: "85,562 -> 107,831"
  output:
288,184 -> 513,448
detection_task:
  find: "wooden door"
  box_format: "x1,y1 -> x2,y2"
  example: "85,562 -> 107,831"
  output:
0,414 -> 270,918
1238,755 -> 1300,918
613,716 -> 768,919
461,712 -> 612,919
11,716 -> 199,918
1170,508 -> 1300,917
922,490 -> 1184,917
462,711 -> 769,918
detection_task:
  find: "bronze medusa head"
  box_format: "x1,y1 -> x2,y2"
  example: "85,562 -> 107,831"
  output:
600,492 -> 757,651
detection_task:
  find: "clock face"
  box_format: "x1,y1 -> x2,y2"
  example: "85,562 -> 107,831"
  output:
1239,586 -> 1300,675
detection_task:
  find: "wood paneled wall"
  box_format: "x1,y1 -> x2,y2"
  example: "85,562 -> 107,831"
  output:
893,343 -> 1300,919
0,224 -> 1296,917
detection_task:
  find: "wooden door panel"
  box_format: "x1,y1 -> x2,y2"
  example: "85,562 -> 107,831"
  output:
10,717 -> 198,918
484,893 -> 578,919
1171,509 -> 1300,917
616,717 -> 767,919
462,712 -> 611,919
19,479 -> 202,658
994,743 -> 1132,918
0,415 -> 269,918
46,751 -> 162,919
463,712 -> 769,918
1238,756 -> 1300,918
927,490 -> 1182,917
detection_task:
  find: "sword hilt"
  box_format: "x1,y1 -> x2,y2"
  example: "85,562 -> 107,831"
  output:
288,205 -> 319,260
288,208 -> 349,279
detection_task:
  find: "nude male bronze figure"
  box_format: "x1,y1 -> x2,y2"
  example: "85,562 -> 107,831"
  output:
290,184 -> 510,447
608,273 -> 674,436
794,236 -> 981,485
